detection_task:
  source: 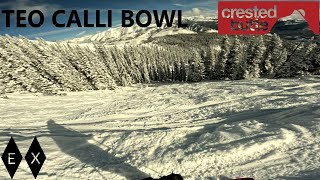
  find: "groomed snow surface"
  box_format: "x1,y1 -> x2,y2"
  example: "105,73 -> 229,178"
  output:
0,77 -> 320,180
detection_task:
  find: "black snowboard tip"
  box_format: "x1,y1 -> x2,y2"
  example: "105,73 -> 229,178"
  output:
143,173 -> 183,180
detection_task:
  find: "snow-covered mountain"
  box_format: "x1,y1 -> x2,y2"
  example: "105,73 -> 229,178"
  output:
66,11 -> 318,45
66,17 -> 218,45
67,23 -> 196,45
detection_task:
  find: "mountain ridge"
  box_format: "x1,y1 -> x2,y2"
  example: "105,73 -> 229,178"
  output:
66,14 -> 318,45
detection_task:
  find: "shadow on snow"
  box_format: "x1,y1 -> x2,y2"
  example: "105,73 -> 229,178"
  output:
47,120 -> 148,180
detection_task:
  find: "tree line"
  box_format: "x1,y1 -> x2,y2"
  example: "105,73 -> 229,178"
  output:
0,34 -> 319,95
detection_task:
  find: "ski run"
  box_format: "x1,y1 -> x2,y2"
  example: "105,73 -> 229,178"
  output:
0,76 -> 320,179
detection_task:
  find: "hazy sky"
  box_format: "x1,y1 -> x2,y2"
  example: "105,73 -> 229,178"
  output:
0,0 -> 218,40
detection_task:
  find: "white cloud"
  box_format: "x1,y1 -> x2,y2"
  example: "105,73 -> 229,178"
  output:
190,8 -> 202,16
76,31 -> 87,37
184,8 -> 217,18
173,3 -> 185,7
26,28 -> 79,38
174,0 -> 218,8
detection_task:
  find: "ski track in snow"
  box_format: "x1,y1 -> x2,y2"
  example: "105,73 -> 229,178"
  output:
0,77 -> 320,180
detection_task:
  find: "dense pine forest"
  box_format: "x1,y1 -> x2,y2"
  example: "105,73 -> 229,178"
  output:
0,34 -> 319,95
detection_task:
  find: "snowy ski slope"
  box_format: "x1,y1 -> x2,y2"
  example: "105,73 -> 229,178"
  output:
0,77 -> 319,179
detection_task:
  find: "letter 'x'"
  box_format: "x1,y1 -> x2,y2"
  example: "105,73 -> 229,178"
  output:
31,152 -> 40,164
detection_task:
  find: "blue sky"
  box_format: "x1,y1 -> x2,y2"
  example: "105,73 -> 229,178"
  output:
0,0 -> 217,41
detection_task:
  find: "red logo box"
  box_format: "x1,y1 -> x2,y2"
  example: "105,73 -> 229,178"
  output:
218,0 -> 320,35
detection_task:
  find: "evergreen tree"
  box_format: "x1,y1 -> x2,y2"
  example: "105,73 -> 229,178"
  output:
215,36 -> 230,79
261,35 -> 275,76
188,49 -> 205,82
247,36 -> 266,79
244,38 -> 255,79
284,42 -> 314,77
271,34 -> 287,76
226,36 -> 243,80
308,43 -> 320,74
207,46 -> 218,80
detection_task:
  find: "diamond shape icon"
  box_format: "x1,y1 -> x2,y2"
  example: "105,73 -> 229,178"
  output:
1,137 -> 22,178
25,137 -> 46,179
